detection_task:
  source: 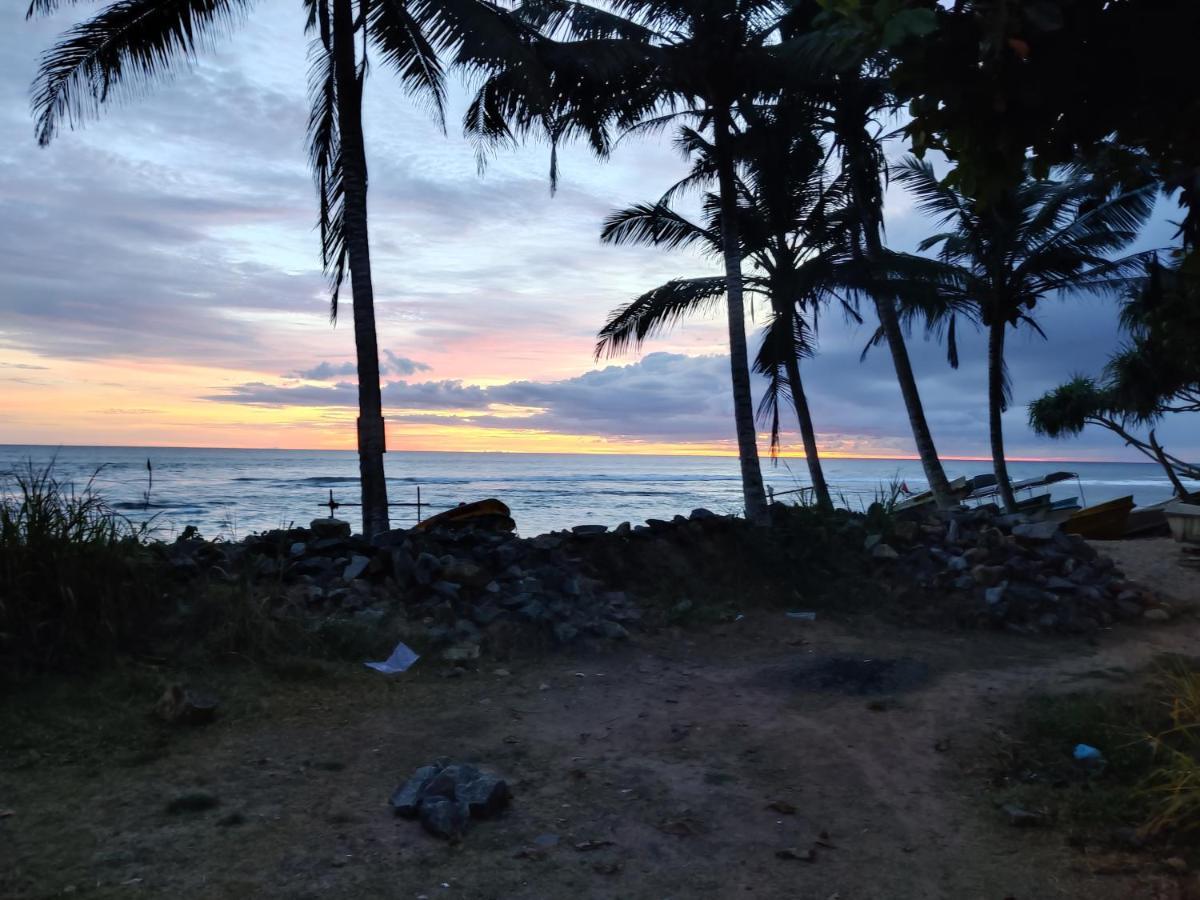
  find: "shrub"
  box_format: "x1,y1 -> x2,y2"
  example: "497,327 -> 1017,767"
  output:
0,461 -> 159,674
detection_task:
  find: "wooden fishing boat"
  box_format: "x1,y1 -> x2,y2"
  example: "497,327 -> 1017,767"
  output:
1125,493 -> 1199,538
1165,500 -> 1200,543
1063,495 -> 1135,540
411,498 -> 515,533
894,476 -> 969,512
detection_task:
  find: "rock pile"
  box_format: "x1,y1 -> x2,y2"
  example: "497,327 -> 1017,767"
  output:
390,759 -> 510,841
163,510 -> 642,659
877,507 -> 1162,633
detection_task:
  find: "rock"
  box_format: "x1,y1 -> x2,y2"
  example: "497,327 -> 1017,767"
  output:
571,524 -> 608,535
871,543 -> 899,560
690,508 -> 717,520
892,520 -> 919,544
971,564 -> 1007,587
443,559 -> 489,587
342,554 -> 370,581
1012,521 -> 1060,542
419,796 -> 470,841
553,622 -> 580,643
154,684 -> 218,726
947,555 -> 969,572
311,518 -> 352,540
614,521 -> 632,536
864,533 -> 883,551
390,765 -> 441,819
414,552 -> 441,586
289,541 -> 307,558
1143,608 -> 1170,623
431,580 -> 461,600
442,642 -> 481,662
458,774 -> 511,818
984,583 -> 1008,606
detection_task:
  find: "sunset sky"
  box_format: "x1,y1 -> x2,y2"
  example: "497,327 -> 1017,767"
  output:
1,2 -> 1195,462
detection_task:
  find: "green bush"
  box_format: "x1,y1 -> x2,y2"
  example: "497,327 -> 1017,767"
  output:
0,461 -> 159,674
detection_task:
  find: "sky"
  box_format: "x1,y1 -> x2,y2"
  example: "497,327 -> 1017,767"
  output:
1,1 -> 1195,463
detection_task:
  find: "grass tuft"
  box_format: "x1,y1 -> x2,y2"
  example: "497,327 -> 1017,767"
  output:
0,460 -> 160,675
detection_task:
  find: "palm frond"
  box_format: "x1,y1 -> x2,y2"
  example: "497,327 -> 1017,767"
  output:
31,0 -> 253,146
595,276 -> 726,358
306,27 -> 347,320
367,0 -> 448,128
600,201 -> 715,252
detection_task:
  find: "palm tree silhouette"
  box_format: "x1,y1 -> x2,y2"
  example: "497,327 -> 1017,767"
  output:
28,0 -> 529,536
596,117 -> 866,512
896,157 -> 1157,511
464,0 -> 826,522
821,68 -> 959,510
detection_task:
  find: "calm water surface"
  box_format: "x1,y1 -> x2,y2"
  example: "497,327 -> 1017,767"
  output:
1,445 -> 1194,538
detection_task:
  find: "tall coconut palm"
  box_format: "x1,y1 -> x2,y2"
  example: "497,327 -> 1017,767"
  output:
896,157 -> 1157,511
820,69 -> 959,509
596,121 -> 864,512
28,0 -> 531,536
463,0 -> 826,522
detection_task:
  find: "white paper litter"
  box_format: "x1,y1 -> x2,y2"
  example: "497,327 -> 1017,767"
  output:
364,641 -> 420,674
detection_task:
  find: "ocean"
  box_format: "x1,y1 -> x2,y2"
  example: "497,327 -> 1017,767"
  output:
1,445 -> 1195,539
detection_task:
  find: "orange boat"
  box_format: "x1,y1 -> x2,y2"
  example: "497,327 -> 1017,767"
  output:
411,498 -> 515,533
1063,495 -> 1135,540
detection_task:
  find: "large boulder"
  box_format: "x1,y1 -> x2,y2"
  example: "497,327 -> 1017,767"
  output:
310,517 -> 352,540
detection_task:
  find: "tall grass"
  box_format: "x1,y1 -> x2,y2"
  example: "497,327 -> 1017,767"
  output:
0,461 -> 158,673
1142,667 -> 1200,837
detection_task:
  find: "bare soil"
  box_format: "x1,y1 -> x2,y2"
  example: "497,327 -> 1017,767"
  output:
3,543 -> 1200,900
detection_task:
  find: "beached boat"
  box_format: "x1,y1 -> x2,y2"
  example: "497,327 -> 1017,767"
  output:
1123,493 -> 1199,538
894,476 -> 969,512
1063,495 -> 1135,540
411,498 -> 515,533
1165,500 -> 1200,543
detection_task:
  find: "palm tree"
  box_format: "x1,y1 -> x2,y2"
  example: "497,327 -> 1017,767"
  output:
896,157 -> 1157,512
821,69 -> 959,510
463,0 -> 822,522
596,120 -> 863,512
28,0 -> 530,537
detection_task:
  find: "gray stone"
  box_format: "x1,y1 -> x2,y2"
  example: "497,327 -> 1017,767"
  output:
690,508 -> 717,520
444,559 -> 489,587
1012,521 -> 1060,542
342,554 -> 370,581
431,580 -> 461,600
947,555 -> 969,572
864,533 -> 883,551
458,774 -> 511,818
419,796 -> 470,841
441,642 -> 481,662
289,541 -> 307,558
614,521 -> 632,536
984,582 -> 1008,606
871,543 -> 899,560
553,622 -> 579,643
390,765 -> 441,819
311,517 -> 352,540
1143,608 -> 1170,623
414,552 -> 441,586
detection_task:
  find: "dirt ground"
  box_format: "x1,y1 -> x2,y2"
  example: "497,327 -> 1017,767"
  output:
1092,537 -> 1200,606
3,541 -> 1200,900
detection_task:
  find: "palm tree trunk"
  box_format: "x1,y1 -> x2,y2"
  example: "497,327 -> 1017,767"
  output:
333,0 -> 390,537
783,351 -> 832,512
857,198 -> 956,510
712,108 -> 769,523
987,319 -> 1017,513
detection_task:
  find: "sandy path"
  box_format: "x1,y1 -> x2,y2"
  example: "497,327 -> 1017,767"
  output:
4,609 -> 1198,900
